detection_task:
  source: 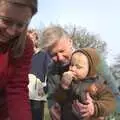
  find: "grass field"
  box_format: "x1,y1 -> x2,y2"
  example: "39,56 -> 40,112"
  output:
44,102 -> 51,120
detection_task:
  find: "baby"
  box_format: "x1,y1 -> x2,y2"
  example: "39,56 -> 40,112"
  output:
54,48 -> 116,120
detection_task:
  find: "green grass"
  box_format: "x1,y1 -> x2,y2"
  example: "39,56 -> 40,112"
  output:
44,102 -> 51,120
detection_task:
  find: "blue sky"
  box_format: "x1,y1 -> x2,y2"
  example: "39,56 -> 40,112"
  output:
29,0 -> 120,64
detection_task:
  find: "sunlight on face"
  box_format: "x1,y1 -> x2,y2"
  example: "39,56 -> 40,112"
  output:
49,36 -> 73,65
0,2 -> 32,43
69,52 -> 89,80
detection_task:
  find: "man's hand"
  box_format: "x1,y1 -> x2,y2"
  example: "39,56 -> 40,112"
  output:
72,92 -> 94,119
49,103 -> 61,120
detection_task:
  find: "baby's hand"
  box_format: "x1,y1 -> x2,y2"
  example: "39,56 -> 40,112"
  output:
61,71 -> 74,89
87,83 -> 98,95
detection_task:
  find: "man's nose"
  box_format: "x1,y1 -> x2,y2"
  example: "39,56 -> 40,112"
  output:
57,53 -> 64,61
6,24 -> 18,36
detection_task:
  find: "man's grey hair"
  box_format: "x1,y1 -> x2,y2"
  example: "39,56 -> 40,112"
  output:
40,25 -> 70,50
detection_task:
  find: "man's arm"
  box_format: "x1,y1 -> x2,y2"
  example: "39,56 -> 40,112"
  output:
47,71 -> 61,108
47,70 -> 62,120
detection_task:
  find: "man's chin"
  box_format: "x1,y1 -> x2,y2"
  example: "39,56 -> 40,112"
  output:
58,61 -> 70,67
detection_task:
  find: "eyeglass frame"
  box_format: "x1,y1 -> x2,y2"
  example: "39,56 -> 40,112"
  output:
0,15 -> 30,29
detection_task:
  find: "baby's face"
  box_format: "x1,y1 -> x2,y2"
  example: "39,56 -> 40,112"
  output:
69,52 -> 89,80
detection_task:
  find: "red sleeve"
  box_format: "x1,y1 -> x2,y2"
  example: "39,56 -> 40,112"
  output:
6,38 -> 34,120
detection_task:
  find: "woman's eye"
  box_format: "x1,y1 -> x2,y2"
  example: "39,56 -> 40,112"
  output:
1,19 -> 12,26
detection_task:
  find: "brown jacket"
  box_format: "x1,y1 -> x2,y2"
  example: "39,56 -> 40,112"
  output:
54,75 -> 116,120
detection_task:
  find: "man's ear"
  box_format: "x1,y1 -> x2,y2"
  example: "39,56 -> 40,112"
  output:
69,38 -> 73,47
69,38 -> 73,43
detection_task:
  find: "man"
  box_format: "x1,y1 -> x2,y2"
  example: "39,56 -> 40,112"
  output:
40,25 -> 119,120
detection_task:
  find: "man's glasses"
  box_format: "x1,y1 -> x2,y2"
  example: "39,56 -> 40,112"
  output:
0,16 -> 30,29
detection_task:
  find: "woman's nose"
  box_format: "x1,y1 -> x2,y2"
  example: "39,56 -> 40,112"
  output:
6,24 -> 18,36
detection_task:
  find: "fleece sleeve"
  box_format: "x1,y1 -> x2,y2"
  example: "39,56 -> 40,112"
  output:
93,85 -> 116,117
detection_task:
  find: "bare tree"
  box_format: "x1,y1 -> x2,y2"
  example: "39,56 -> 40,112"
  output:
64,24 -> 107,56
110,54 -> 120,91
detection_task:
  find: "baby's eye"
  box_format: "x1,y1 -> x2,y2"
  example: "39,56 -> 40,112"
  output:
75,64 -> 82,69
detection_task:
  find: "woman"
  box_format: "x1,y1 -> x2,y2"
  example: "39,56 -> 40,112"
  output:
0,0 -> 37,120
28,29 -> 50,120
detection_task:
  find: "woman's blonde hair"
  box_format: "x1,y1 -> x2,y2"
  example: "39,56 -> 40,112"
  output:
27,29 -> 40,51
40,25 -> 70,50
1,0 -> 38,58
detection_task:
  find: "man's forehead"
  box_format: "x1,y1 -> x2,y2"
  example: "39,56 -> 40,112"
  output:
49,38 -> 66,52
